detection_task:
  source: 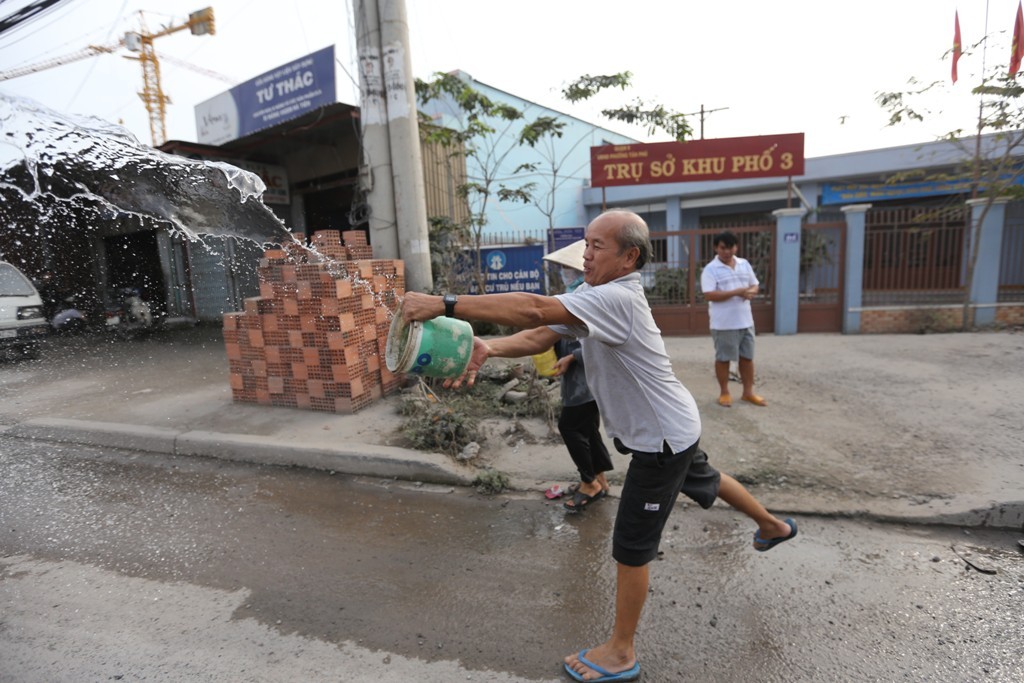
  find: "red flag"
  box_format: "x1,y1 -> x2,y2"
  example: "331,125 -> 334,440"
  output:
952,11 -> 962,83
1011,1 -> 1024,77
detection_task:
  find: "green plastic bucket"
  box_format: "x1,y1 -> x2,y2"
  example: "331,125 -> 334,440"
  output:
385,307 -> 474,379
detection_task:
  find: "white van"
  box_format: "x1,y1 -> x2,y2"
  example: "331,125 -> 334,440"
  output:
0,261 -> 49,359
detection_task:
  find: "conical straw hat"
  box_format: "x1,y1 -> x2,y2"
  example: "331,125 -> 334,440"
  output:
542,239 -> 585,271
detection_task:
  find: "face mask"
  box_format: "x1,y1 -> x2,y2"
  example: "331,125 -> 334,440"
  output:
562,268 -> 583,289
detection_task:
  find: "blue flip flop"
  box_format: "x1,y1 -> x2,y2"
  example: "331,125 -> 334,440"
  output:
563,649 -> 641,682
753,518 -> 798,552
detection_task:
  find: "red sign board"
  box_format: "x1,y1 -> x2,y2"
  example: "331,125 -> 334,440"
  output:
590,133 -> 805,187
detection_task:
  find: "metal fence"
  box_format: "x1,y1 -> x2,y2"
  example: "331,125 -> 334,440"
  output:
863,206 -> 968,305
478,229 -> 548,246
472,203 -> 1023,311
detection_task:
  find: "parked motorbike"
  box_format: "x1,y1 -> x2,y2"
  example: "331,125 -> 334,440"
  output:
105,287 -> 154,338
51,295 -> 88,335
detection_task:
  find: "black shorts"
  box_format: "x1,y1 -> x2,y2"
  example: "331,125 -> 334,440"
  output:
611,440 -> 721,567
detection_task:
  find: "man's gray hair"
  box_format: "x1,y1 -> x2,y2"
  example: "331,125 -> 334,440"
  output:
604,210 -> 652,270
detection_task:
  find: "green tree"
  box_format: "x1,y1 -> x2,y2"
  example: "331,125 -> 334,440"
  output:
562,72 -> 693,142
416,71 -> 694,296
521,72 -> 694,291
416,72 -> 542,294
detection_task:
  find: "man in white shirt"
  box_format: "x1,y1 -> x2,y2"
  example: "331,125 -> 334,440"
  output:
700,230 -> 767,407
402,211 -> 795,682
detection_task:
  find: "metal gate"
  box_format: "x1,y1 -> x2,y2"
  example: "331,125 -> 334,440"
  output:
643,221 -> 845,336
645,225 -> 775,336
185,236 -> 263,322
797,221 -> 845,332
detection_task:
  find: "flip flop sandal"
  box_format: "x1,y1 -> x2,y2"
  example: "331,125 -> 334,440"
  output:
564,649 -> 641,682
753,518 -> 798,551
564,488 -> 607,513
566,482 -> 610,497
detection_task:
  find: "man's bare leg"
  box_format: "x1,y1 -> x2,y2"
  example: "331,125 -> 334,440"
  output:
717,473 -> 793,546
738,357 -> 765,404
715,360 -> 732,403
738,356 -> 755,396
564,562 -> 646,679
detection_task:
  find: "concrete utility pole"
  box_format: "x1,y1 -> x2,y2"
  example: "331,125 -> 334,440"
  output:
355,0 -> 398,259
354,0 -> 432,292
378,0 -> 432,292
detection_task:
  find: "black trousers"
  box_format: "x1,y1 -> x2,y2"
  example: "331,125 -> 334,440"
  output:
558,401 -> 613,483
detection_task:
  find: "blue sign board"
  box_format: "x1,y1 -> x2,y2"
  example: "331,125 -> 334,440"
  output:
549,227 -> 585,251
821,174 -> 1024,205
468,245 -> 546,295
196,46 -> 336,145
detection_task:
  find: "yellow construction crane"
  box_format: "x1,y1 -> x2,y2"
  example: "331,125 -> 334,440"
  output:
0,7 -> 216,147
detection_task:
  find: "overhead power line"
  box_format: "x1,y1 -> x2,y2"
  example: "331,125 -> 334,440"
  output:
0,0 -> 74,38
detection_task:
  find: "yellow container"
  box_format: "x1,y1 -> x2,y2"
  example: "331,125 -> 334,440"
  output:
531,347 -> 558,377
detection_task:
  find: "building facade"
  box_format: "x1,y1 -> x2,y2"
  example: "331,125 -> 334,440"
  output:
577,135 -> 1024,335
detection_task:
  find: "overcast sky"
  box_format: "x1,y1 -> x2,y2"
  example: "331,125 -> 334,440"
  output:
0,0 -> 1019,158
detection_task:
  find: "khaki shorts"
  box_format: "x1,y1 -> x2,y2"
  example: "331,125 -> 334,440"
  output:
711,327 -> 755,362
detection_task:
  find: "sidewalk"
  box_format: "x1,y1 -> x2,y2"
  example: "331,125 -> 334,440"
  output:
1,324 -> 1021,530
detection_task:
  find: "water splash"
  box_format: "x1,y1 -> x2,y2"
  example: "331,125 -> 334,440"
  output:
0,91 -> 294,245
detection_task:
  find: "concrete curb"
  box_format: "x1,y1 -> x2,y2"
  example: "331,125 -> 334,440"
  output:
8,418 -> 474,487
8,418 -> 179,455
6,417 -> 1022,532
871,505 -> 1024,531
744,504 -> 1024,534
175,429 -> 473,486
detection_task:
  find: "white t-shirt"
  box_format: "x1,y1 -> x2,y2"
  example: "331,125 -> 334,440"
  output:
700,256 -> 758,330
550,272 -> 702,454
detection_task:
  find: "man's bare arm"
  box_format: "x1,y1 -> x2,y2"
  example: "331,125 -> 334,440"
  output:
704,283 -> 759,301
445,327 -> 563,389
401,291 -> 580,328
485,326 -> 562,358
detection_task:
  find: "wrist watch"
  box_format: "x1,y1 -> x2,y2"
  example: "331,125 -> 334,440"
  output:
443,293 -> 458,318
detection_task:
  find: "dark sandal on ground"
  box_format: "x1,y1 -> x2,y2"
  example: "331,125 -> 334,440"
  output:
753,518 -> 798,551
567,482 -> 610,496
564,488 -> 607,513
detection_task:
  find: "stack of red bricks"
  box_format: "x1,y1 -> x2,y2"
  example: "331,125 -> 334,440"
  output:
223,229 -> 405,413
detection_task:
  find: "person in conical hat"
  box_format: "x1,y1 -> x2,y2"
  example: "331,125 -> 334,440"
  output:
542,240 -> 613,511
542,239 -> 586,289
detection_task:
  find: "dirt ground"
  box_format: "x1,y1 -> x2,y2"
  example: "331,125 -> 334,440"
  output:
390,328 -> 1024,524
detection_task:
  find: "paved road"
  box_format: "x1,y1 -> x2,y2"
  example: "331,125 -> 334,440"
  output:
2,326 -> 1023,531
2,436 -> 1022,682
